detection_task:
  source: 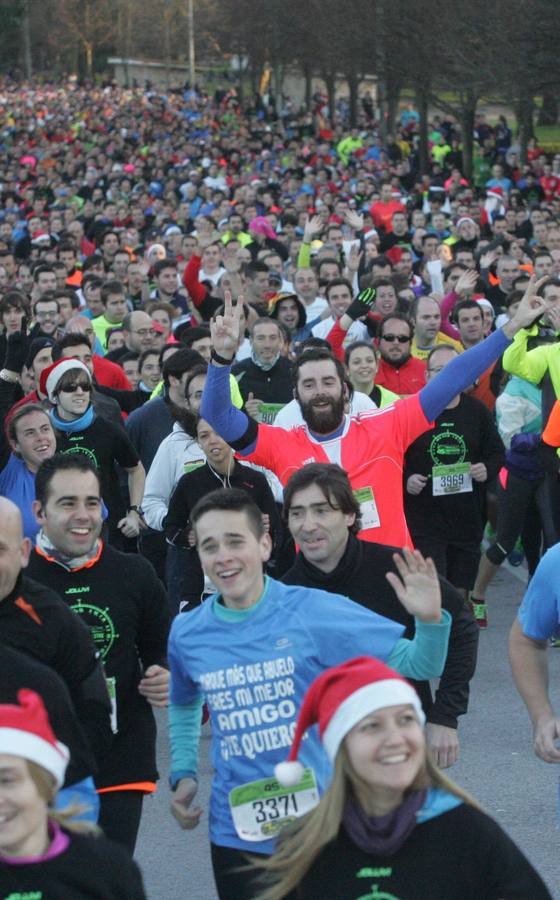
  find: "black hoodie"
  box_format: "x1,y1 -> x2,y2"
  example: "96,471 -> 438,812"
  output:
282,534 -> 478,728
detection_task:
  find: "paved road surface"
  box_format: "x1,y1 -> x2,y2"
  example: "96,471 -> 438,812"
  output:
135,562 -> 560,899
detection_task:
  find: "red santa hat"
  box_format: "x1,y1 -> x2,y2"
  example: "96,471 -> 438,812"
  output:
275,657 -> 425,788
0,689 -> 69,787
39,357 -> 91,403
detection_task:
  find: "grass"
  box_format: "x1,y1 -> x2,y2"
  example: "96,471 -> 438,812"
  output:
534,125 -> 560,150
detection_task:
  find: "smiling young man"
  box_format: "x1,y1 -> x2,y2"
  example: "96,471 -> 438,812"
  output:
200,285 -> 545,549
168,488 -> 452,900
0,405 -> 57,541
163,419 -> 279,613
27,454 -> 169,853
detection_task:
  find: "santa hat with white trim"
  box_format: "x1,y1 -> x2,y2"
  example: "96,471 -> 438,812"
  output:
39,357 -> 91,403
0,689 -> 69,788
275,657 -> 425,787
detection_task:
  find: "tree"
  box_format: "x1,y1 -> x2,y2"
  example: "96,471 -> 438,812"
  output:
56,0 -> 116,78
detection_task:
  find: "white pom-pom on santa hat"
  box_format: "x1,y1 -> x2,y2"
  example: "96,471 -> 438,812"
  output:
274,760 -> 305,788
272,657 -> 425,787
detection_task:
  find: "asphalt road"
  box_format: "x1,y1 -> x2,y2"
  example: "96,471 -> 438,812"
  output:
135,562 -> 560,899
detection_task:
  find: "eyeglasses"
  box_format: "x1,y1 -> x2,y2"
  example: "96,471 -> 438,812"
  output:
59,382 -> 91,393
380,334 -> 410,343
131,328 -> 157,337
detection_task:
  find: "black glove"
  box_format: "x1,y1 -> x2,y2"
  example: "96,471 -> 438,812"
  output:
4,330 -> 28,373
345,287 -> 377,321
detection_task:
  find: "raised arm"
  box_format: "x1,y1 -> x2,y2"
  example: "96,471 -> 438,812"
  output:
421,277 -> 547,422
200,291 -> 257,452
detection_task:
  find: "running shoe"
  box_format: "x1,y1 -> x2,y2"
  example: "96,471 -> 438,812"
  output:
507,538 -> 525,567
469,595 -> 488,629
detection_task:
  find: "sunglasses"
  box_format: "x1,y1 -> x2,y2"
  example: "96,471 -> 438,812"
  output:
381,334 -> 410,343
60,382 -> 91,393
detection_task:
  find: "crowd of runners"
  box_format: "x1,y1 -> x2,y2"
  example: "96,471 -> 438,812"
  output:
0,75 -> 559,897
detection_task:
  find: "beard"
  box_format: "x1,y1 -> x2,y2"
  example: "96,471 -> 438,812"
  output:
299,392 -> 346,434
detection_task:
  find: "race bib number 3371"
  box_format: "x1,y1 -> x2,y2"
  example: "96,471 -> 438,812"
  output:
229,768 -> 319,841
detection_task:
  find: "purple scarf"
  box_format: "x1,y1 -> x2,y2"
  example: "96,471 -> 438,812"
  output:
0,819 -> 69,864
343,790 -> 427,856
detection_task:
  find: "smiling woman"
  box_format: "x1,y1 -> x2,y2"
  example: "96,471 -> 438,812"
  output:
252,658 -> 552,900
0,690 -> 147,898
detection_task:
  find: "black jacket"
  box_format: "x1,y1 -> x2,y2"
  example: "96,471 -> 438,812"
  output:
282,535 -> 478,728
0,644 -> 97,787
289,803 -> 550,900
0,830 -> 146,899
164,459 -> 281,605
404,394 -> 505,545
0,574 -> 112,769
232,355 -> 294,405
27,543 -> 169,788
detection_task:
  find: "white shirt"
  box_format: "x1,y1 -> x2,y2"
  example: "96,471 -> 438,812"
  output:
199,266 -> 226,286
273,391 -> 376,430
143,424 -> 205,531
302,296 -> 329,322
312,316 -> 368,344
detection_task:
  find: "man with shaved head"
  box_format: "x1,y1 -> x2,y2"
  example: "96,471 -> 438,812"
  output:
0,495 -> 112,813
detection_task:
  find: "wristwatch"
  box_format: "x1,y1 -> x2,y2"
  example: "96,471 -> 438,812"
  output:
127,505 -> 144,516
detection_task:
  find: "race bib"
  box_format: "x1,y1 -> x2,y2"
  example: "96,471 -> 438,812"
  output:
432,462 -> 472,496
353,486 -> 380,530
259,402 -> 285,424
105,675 -> 118,733
229,768 -> 319,842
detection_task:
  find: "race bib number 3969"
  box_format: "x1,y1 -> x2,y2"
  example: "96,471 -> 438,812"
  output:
432,462 -> 473,496
229,768 -> 319,841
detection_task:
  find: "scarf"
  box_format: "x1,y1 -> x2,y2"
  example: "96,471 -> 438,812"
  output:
50,405 -> 95,434
343,790 -> 427,856
0,820 -> 69,865
36,528 -> 102,571
251,350 -> 280,372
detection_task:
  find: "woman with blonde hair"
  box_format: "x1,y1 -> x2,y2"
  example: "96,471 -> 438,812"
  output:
0,689 -> 146,898
254,657 -> 550,899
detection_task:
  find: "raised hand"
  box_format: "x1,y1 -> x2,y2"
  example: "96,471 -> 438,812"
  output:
303,214 -> 324,243
480,249 -> 498,269
345,244 -> 363,274
209,290 -> 243,361
345,209 -> 364,232
505,275 -> 548,335
385,548 -> 442,624
345,286 -> 377,321
454,269 -> 478,297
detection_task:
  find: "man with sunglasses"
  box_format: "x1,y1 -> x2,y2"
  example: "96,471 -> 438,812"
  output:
375,312 -> 427,396
39,358 -> 145,543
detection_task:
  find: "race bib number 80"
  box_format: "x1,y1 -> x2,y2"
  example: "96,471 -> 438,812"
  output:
229,768 -> 319,841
